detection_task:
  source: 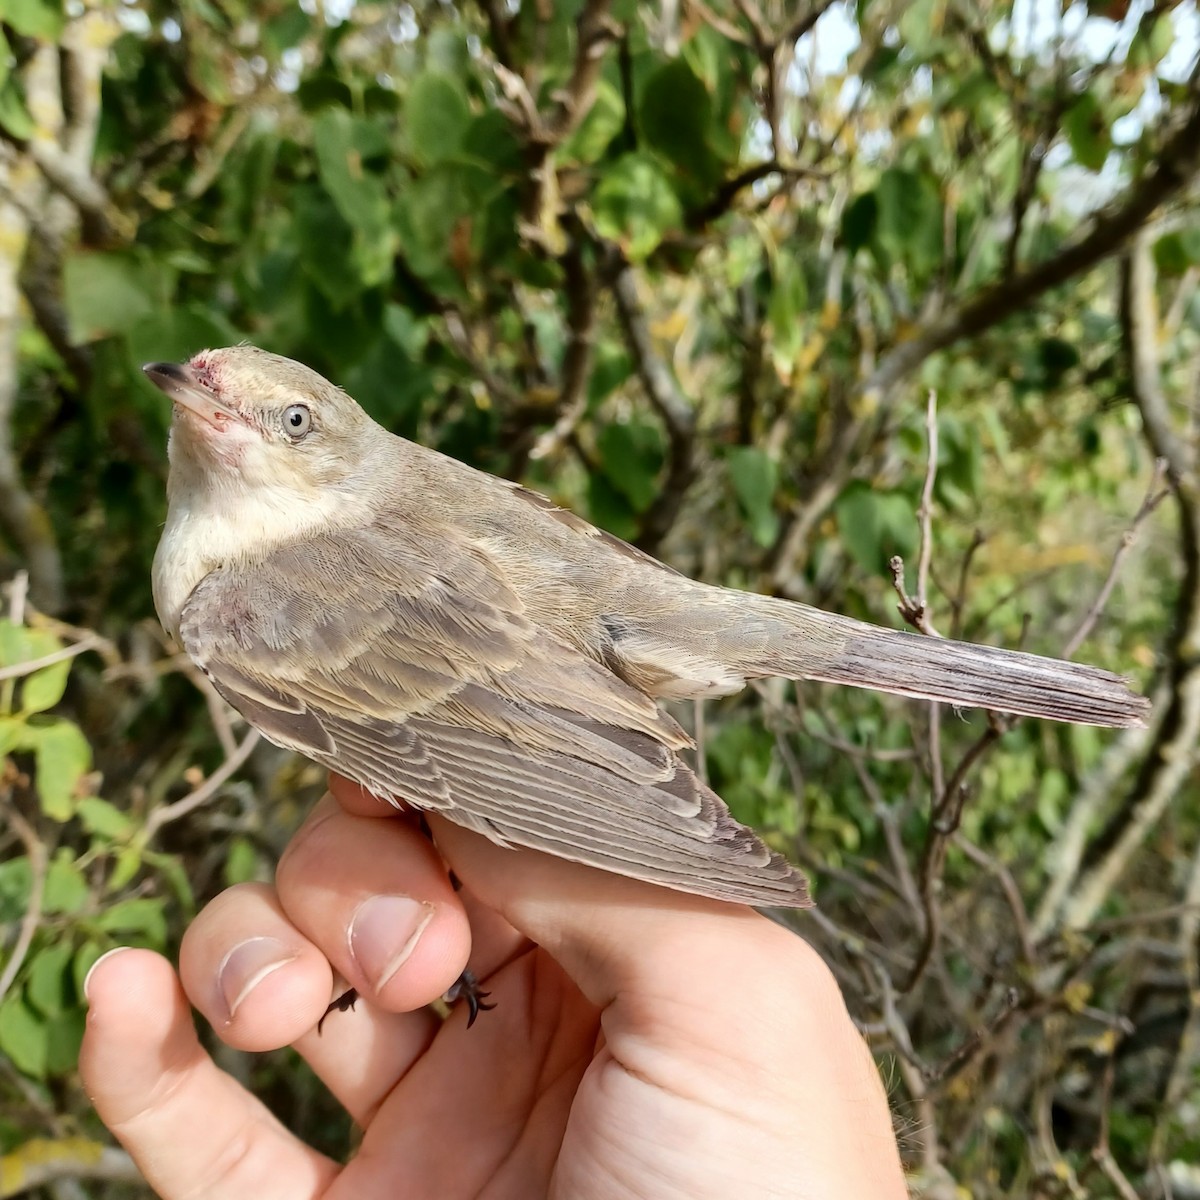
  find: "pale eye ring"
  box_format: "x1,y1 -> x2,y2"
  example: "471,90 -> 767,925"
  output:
282,404 -> 312,439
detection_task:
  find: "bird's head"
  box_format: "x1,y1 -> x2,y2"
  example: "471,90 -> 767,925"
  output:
144,346 -> 376,497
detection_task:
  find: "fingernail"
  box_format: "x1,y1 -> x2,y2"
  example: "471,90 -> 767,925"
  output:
83,946 -> 132,1002
217,937 -> 297,1019
349,895 -> 435,993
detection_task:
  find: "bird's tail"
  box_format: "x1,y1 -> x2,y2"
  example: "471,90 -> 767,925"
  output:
743,598 -> 1150,728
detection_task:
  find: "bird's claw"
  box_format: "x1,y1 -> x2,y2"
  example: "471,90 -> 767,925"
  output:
443,968 -> 496,1028
317,986 -> 359,1034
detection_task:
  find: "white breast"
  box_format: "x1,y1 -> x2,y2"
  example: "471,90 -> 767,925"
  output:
152,477 -> 368,640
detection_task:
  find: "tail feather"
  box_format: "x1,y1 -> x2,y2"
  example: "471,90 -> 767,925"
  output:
761,605 -> 1150,728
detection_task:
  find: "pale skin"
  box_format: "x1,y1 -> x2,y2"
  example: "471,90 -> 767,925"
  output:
80,775 -> 908,1199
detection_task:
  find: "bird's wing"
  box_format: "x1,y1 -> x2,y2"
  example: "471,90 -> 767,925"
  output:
178,516 -> 809,907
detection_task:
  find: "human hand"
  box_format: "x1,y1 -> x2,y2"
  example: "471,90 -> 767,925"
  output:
80,775 -> 907,1199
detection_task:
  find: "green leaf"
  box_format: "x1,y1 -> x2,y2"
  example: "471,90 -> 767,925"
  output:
22,661 -> 70,714
19,628 -> 69,714
313,109 -> 392,237
1153,228 -> 1200,276
45,1008 -> 85,1075
874,168 -> 942,277
597,420 -> 664,513
897,0 -> 943,54
561,79 -> 624,164
94,897 -> 168,946
395,162 -> 496,287
223,836 -> 261,886
1036,767 -> 1068,835
639,58 -> 724,190
0,0 -> 64,41
835,482 -> 919,574
63,252 -> 170,344
0,855 -> 31,923
141,849 -> 196,915
461,109 -> 524,171
588,343 -> 633,405
593,152 -> 684,261
24,719 -> 91,821
77,796 -> 132,840
125,305 -> 242,375
0,80 -> 33,140
43,850 -> 89,915
0,618 -> 30,666
766,253 -> 808,372
26,940 -> 74,1018
842,191 -> 877,254
1064,93 -> 1111,172
108,844 -> 142,892
263,5 -> 311,55
727,447 -> 780,548
1129,13 -> 1174,70
585,473 -> 639,542
73,939 -> 106,998
294,190 -> 364,306
0,716 -> 23,756
0,995 -> 47,1078
405,71 -> 471,166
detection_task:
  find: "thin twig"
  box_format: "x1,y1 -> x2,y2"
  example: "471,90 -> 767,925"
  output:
890,392 -> 943,638
953,834 -> 1036,967
143,730 -> 260,839
605,247 -> 697,550
924,986 -> 1022,1085
1092,1053 -> 1141,1200
1062,457 -> 1170,659
0,802 -> 47,1004
0,636 -> 103,682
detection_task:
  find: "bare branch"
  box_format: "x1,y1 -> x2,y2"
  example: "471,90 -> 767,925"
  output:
1063,236 -> 1200,931
0,195 -> 63,611
477,0 -> 517,69
0,800 -> 47,1004
891,391 -> 942,637
0,635 -> 103,682
143,730 -> 261,840
545,0 -> 620,143
861,81 -> 1200,406
1062,457 -> 1171,660
1121,235 -> 1192,481
527,240 -> 596,465
25,140 -> 120,242
606,248 -> 697,549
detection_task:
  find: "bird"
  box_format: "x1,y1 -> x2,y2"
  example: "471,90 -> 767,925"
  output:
146,345 -> 1149,912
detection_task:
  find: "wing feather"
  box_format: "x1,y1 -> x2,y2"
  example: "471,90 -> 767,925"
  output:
180,519 -> 810,907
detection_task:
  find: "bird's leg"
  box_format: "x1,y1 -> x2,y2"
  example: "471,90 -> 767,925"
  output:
429,819 -> 497,1025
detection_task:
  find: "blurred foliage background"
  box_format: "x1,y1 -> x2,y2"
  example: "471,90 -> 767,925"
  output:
0,0 -> 1198,1195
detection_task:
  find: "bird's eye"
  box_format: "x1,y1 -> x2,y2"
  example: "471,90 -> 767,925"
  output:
282,404 -> 312,439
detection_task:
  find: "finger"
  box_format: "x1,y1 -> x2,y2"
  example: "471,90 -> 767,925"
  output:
329,774 -> 529,981
430,820 -> 906,1196
179,883 -> 333,1049
276,793 -> 472,1014
80,948 -> 337,1200
179,882 -> 440,1125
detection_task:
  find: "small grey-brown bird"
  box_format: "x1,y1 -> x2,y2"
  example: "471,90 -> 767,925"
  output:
147,346 -> 1149,910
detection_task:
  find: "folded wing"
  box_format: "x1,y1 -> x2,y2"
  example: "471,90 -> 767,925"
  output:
178,517 -> 810,907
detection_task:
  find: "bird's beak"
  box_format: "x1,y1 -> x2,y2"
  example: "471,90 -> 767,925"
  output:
142,361 -> 240,428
